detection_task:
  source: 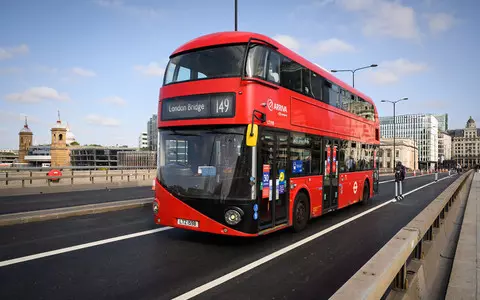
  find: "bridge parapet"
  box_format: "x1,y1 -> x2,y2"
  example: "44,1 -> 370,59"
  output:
331,170 -> 474,300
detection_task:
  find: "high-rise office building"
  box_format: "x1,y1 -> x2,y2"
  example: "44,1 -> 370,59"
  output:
434,114 -> 448,132
147,115 -> 158,151
380,114 -> 438,167
138,132 -> 148,149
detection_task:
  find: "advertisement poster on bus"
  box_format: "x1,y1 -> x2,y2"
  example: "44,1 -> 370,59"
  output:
279,169 -> 286,194
332,146 -> 337,174
262,164 -> 270,199
326,147 -> 331,174
373,150 -> 377,168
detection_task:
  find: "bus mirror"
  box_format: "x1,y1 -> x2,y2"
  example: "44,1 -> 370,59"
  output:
246,124 -> 258,147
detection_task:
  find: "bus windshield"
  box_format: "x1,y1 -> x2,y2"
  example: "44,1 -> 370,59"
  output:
163,45 -> 246,85
158,126 -> 251,201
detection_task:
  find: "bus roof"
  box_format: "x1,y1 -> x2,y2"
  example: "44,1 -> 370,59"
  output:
171,31 -> 375,106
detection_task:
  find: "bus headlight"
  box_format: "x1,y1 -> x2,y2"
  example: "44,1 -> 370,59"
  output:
153,202 -> 159,214
225,208 -> 243,226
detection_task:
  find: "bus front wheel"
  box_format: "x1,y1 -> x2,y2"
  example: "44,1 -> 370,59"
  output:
293,192 -> 309,232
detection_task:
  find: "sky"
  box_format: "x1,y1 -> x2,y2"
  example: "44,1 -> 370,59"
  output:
0,0 -> 479,149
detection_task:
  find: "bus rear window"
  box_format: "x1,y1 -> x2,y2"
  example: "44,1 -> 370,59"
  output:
163,45 -> 246,85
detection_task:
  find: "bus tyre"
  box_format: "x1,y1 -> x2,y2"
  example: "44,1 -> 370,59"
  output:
361,181 -> 370,205
293,193 -> 309,232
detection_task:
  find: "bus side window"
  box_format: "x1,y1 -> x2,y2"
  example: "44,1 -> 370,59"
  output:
302,68 -> 313,97
311,72 -> 324,102
311,135 -> 322,175
267,51 -> 281,84
246,45 -> 268,79
338,141 -> 348,172
280,57 -> 302,93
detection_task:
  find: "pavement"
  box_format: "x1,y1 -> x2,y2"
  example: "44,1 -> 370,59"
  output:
0,172 -> 461,300
446,171 -> 480,299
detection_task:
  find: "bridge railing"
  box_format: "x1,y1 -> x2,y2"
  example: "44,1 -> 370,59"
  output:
330,169 -> 474,300
0,166 -> 156,188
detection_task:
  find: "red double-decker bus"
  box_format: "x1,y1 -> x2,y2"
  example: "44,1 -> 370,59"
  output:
153,31 -> 380,237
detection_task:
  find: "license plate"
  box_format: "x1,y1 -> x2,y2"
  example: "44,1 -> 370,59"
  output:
177,218 -> 199,228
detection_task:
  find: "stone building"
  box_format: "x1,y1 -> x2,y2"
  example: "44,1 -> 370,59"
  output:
448,116 -> 480,168
18,117 -> 33,163
50,113 -> 70,167
378,138 -> 418,171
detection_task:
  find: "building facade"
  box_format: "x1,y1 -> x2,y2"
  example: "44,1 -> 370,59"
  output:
70,147 -> 137,167
118,151 -> 156,167
378,138 -> 418,171
380,114 -> 438,168
448,116 -> 480,168
434,114 -> 449,132
147,115 -> 158,151
138,132 -> 148,149
24,145 -> 51,167
438,131 -> 452,162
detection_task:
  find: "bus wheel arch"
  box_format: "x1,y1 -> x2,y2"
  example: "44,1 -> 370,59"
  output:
292,189 -> 310,232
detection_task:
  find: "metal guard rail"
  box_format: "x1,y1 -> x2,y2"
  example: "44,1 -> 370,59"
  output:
0,169 -> 156,187
0,166 -> 156,172
330,169 -> 474,300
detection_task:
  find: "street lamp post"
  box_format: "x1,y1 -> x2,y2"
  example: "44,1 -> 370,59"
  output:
331,64 -> 378,88
381,97 -> 408,173
234,0 -> 238,31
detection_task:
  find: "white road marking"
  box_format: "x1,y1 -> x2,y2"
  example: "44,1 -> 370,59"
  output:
172,174 -> 455,300
0,227 -> 172,268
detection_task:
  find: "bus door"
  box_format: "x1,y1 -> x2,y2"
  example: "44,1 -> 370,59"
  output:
258,130 -> 289,230
323,139 -> 339,213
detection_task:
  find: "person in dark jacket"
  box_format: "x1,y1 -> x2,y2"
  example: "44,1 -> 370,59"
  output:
395,161 -> 406,182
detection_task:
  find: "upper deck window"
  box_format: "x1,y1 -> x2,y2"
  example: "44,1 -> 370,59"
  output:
163,45 -> 246,85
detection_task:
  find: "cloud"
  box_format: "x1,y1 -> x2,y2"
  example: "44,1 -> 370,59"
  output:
0,44 -> 29,60
370,58 -> 427,85
337,0 -> 420,40
134,62 -> 165,77
272,34 -> 355,57
100,96 -> 127,106
85,114 -> 121,127
310,38 -> 355,56
4,87 -> 71,103
272,35 -> 301,51
72,67 -> 97,77
0,67 -> 22,75
426,13 -> 455,33
95,0 -> 161,17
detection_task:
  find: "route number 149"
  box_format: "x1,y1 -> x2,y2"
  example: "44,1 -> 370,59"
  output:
215,98 -> 230,113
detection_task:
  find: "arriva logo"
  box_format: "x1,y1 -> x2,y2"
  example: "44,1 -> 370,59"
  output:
266,98 -> 288,113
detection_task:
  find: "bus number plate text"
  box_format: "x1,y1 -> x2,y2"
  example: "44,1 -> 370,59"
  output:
177,218 -> 199,228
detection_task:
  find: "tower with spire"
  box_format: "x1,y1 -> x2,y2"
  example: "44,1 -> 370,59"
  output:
18,116 -> 33,163
50,110 -> 70,167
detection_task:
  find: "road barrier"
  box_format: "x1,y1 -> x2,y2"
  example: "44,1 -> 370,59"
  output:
331,169 -> 474,300
0,166 -> 156,189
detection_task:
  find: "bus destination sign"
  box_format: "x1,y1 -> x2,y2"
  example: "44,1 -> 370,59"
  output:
161,93 -> 236,121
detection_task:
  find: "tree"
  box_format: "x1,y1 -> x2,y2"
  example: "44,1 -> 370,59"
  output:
70,141 -> 80,146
